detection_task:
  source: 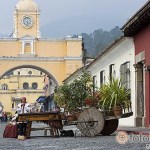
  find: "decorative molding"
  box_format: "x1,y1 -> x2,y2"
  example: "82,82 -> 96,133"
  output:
0,56 -> 82,61
135,51 -> 145,64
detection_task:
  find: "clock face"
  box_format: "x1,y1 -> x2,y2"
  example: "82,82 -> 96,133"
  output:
22,16 -> 34,28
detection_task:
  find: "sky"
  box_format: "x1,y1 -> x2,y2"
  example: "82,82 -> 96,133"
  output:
0,0 -> 148,38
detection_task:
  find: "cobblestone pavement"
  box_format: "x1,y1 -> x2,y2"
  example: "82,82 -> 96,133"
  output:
0,122 -> 148,150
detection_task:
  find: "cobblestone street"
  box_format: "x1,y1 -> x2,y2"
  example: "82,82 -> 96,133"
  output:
0,122 -> 147,150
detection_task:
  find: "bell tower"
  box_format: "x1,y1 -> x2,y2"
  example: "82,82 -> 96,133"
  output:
13,0 -> 41,38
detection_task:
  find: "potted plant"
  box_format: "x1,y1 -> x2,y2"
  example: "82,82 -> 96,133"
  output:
54,71 -> 93,120
84,91 -> 101,108
98,78 -> 131,117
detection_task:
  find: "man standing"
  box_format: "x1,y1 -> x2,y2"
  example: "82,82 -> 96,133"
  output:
16,97 -> 30,140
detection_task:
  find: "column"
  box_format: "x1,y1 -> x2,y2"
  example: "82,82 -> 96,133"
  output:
134,63 -> 144,127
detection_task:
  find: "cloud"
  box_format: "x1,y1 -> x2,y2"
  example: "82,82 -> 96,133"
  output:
0,0 -> 147,37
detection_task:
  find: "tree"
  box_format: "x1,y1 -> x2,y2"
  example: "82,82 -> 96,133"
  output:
77,26 -> 123,57
54,71 -> 93,111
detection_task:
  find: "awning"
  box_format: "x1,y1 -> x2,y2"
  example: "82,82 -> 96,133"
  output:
36,94 -> 54,103
36,96 -> 47,103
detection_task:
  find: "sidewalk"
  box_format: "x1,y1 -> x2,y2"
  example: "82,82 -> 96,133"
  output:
117,126 -> 150,135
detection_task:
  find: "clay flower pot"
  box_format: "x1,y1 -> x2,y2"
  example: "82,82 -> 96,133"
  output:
113,106 -> 122,117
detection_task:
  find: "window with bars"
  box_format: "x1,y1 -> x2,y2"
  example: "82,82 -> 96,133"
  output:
120,62 -> 131,90
100,70 -> 105,85
109,64 -> 116,81
23,82 -> 29,89
32,82 -> 38,89
93,75 -> 97,93
1,84 -> 8,90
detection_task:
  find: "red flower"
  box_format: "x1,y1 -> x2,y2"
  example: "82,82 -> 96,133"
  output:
85,98 -> 92,105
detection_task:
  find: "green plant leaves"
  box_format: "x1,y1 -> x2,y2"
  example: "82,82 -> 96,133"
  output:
99,77 -> 131,110
54,71 -> 93,111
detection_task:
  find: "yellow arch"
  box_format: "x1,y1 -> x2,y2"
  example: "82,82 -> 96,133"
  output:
0,64 -> 59,86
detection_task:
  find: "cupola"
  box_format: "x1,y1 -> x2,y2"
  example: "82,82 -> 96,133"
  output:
16,0 -> 39,11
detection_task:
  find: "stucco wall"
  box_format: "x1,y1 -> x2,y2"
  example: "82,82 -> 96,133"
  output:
0,40 -> 20,57
87,37 -> 135,126
135,25 -> 150,65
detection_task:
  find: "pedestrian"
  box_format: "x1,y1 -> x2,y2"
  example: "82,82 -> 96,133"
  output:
16,97 -> 30,140
2,112 -> 5,122
0,112 -> 2,123
3,112 -> 7,122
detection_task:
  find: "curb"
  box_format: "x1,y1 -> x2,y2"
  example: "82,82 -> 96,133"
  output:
117,129 -> 150,136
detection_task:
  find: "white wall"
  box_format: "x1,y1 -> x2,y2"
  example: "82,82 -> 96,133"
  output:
87,37 -> 135,126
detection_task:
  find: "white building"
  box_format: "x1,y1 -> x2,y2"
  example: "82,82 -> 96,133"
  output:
64,37 -> 136,127
86,37 -> 135,126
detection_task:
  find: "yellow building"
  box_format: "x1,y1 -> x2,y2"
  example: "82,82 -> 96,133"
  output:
0,68 -> 45,113
0,0 -> 83,113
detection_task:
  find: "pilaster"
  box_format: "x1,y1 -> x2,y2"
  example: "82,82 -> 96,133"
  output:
134,62 -> 145,127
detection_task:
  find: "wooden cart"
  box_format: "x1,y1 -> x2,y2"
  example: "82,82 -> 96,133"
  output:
18,112 -> 62,138
63,107 -> 133,137
18,108 -> 133,138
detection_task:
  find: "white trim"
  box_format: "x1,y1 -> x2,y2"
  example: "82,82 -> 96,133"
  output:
64,57 -> 82,60
0,56 -> 82,61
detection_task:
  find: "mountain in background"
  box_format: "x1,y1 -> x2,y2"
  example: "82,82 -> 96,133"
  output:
73,26 -> 123,58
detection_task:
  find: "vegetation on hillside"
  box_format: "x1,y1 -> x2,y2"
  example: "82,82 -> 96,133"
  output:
73,26 -> 123,58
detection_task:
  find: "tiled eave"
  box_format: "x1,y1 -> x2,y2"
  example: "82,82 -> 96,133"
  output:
121,1 -> 150,36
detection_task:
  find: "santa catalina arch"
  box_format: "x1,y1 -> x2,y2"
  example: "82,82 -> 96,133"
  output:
0,0 -> 83,85
0,64 -> 59,86
0,0 -> 83,113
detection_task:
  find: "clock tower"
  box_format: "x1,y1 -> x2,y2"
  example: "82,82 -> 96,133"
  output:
13,0 -> 41,38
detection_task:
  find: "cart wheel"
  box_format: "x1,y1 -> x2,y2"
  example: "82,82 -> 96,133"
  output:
77,108 -> 104,137
100,119 -> 118,136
